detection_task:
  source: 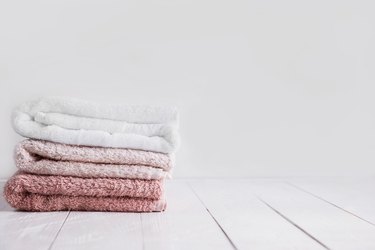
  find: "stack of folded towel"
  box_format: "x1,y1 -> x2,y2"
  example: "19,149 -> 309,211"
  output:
3,97 -> 179,212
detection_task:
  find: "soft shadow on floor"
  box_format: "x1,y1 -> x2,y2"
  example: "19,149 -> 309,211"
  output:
0,182 -> 14,211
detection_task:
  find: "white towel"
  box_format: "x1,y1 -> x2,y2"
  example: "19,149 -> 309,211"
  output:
12,96 -> 179,153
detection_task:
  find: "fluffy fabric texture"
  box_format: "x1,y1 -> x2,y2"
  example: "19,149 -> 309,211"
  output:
4,171 -> 166,212
13,96 -> 179,153
16,139 -> 172,179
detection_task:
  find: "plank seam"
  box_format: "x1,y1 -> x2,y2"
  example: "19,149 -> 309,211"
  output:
256,196 -> 330,250
48,210 -> 71,250
140,213 -> 145,250
286,182 -> 375,227
187,182 -> 238,250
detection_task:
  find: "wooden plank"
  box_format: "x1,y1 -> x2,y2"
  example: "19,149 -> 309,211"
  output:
51,180 -> 232,250
252,181 -> 375,249
189,180 -> 324,250
140,180 -> 233,250
0,212 -> 68,249
287,178 -> 375,225
51,212 -> 143,250
0,211 -> 69,250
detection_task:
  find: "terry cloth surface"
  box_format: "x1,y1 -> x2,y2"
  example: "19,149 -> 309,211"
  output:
15,139 -> 172,179
12,96 -> 179,153
3,172 -> 166,212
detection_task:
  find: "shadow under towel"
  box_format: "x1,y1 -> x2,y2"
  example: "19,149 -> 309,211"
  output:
16,139 -> 173,179
3,171 -> 166,212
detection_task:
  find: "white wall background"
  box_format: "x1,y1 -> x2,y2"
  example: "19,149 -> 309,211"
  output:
1,0 -> 375,179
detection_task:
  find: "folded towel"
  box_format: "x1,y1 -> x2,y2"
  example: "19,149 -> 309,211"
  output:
16,139 -> 172,179
4,172 -> 166,212
13,96 -> 179,153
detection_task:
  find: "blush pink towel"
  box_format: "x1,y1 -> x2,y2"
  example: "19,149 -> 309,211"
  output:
16,139 -> 172,179
3,171 -> 166,212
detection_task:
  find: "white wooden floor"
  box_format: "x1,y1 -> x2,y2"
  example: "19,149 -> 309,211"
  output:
1,178 -> 375,250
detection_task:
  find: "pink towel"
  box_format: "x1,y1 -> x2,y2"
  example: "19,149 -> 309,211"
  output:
16,139 -> 172,179
3,171 -> 166,212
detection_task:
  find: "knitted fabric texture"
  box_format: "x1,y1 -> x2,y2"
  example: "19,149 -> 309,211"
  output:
4,171 -> 166,212
12,96 -> 179,153
15,139 -> 172,179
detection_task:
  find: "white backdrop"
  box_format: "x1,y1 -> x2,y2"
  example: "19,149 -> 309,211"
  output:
1,0 -> 375,179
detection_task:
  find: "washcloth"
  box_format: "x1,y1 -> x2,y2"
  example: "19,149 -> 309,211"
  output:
13,96 -> 179,153
4,171 -> 166,212
15,139 -> 172,179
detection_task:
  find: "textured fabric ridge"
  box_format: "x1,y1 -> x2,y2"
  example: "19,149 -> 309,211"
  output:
15,139 -> 172,179
6,171 -> 163,199
12,97 -> 180,153
3,171 -> 166,212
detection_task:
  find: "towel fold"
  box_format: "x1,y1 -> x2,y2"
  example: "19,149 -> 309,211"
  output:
16,139 -> 172,179
4,172 -> 166,212
13,96 -> 179,153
